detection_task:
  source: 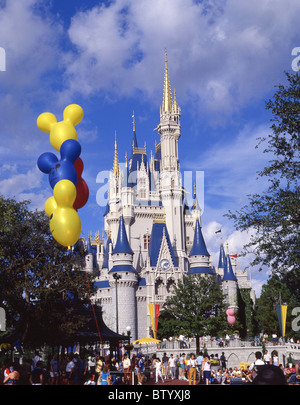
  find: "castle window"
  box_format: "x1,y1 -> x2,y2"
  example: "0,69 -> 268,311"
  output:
140,189 -> 146,199
144,234 -> 150,249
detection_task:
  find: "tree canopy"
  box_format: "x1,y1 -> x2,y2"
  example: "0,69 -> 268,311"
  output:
0,196 -> 95,348
226,71 -> 300,301
157,275 -> 233,353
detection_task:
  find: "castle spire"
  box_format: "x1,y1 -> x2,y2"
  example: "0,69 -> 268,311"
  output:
112,215 -> 133,255
113,131 -> 120,176
189,218 -> 210,256
222,253 -> 237,282
162,48 -> 172,113
173,88 -> 178,112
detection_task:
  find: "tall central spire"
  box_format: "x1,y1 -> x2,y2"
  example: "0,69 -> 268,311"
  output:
113,131 -> 120,176
162,48 -> 172,113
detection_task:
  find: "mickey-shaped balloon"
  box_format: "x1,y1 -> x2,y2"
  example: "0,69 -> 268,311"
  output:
37,139 -> 81,189
73,157 -> 89,210
37,104 -> 84,152
45,179 -> 82,247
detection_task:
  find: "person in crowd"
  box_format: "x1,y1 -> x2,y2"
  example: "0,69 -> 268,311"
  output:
84,372 -> 96,385
202,355 -> 211,385
154,357 -> 164,384
49,354 -> 59,385
168,354 -> 176,380
220,352 -> 226,371
65,356 -> 75,385
94,356 -> 103,385
137,354 -> 145,385
3,363 -> 20,386
100,364 -> 111,385
162,352 -> 169,380
179,353 -> 187,381
187,353 -> 197,385
122,353 -> 131,384
251,364 -> 286,385
30,360 -> 44,385
196,352 -> 203,383
263,349 -> 271,365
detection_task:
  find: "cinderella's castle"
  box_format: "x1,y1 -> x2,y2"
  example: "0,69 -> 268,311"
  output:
84,51 -> 255,341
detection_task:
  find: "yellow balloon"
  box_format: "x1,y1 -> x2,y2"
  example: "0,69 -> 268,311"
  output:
37,104 -> 84,152
45,180 -> 81,247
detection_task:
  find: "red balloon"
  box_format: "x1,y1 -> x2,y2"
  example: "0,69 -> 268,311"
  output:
73,158 -> 89,210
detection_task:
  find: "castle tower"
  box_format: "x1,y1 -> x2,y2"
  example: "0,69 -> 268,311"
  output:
106,134 -> 123,244
157,49 -> 184,255
85,238 -> 94,273
187,218 -> 214,275
222,247 -> 238,310
109,215 -> 138,340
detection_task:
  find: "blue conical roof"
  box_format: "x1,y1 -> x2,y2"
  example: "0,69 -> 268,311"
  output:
86,238 -> 93,254
112,215 -> 133,255
222,254 -> 237,281
189,219 -> 209,256
218,243 -> 227,269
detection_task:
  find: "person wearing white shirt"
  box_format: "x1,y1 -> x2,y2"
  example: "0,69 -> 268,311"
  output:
155,358 -> 164,384
263,350 -> 271,365
249,352 -> 265,372
168,354 -> 176,380
65,357 -> 75,385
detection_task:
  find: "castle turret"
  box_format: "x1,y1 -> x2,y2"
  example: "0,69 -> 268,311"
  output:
109,215 -> 138,340
187,219 -> 214,275
222,250 -> 238,309
218,239 -> 227,270
157,49 -> 184,254
85,238 -> 94,273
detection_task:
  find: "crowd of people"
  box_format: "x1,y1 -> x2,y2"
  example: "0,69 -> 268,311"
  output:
1,348 -> 299,385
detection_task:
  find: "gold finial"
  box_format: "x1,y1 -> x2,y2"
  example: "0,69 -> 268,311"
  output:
113,131 -> 120,176
162,48 -> 172,113
226,240 -> 229,255
125,152 -> 128,168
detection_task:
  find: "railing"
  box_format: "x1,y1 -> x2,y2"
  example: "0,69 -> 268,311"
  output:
153,338 -> 290,351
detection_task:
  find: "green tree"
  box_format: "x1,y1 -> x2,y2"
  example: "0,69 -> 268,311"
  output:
157,275 -> 230,354
226,72 -> 300,300
0,196 -> 95,348
254,276 -> 298,339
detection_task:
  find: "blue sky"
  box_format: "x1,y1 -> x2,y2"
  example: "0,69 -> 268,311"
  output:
0,0 -> 299,297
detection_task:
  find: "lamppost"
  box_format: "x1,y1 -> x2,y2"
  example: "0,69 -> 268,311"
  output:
126,325 -> 131,359
113,273 -> 121,334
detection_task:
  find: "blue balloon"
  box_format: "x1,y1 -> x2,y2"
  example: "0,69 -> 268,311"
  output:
37,139 -> 81,189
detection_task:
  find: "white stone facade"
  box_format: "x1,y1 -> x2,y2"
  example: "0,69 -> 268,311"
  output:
85,52 -> 255,341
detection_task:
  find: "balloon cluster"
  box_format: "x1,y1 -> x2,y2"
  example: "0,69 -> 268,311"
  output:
37,104 -> 89,248
226,308 -> 236,326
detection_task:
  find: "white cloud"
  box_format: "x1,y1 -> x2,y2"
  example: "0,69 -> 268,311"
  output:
0,166 -> 42,196
61,0 -> 300,114
0,0 -> 64,158
183,123 -> 273,213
